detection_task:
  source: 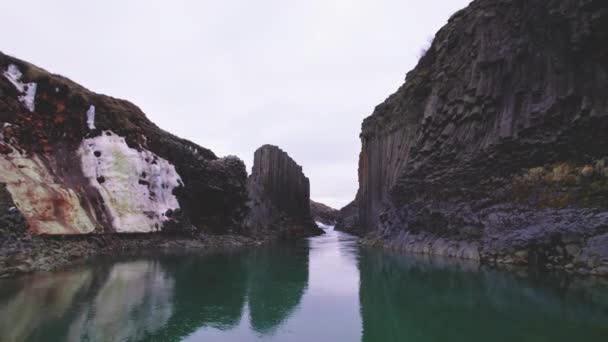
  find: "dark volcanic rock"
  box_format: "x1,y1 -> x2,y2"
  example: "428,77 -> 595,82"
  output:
0,51 -> 248,235
247,145 -> 323,237
350,0 -> 608,276
335,199 -> 362,236
310,200 -> 339,226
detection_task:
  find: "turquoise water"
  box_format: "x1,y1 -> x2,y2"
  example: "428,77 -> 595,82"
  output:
1,228 -> 608,341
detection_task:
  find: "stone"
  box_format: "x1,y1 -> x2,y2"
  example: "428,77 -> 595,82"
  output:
334,199 -> 362,235
0,52 -> 248,235
565,244 -> 581,257
310,200 -> 339,226
591,266 -> 608,276
340,0 -> 608,275
246,145 -> 323,237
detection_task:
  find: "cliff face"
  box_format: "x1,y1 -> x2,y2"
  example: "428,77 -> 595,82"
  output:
247,145 -> 322,237
352,0 -> 608,274
0,52 -> 248,236
334,199 -> 362,235
310,200 -> 339,226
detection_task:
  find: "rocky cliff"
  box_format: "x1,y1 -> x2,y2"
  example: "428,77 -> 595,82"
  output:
0,52 -> 249,237
247,145 -> 323,237
334,199 -> 362,235
310,200 -> 339,226
346,0 -> 608,275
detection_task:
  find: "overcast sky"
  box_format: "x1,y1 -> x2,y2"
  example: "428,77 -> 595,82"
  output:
1,0 -> 470,209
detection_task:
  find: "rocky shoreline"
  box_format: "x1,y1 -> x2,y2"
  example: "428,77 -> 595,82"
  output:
360,226 -> 608,277
0,231 -> 271,278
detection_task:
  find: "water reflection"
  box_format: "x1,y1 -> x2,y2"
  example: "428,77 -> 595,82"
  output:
68,261 -> 174,342
247,241 -> 309,334
358,248 -> 608,342
0,242 -> 310,342
2,232 -> 608,342
0,269 -> 93,342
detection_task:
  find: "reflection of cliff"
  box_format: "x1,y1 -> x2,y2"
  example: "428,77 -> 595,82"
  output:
247,240 -> 310,334
67,261 -> 174,342
0,246 -> 311,341
0,260 -> 174,342
0,270 -> 93,342
358,249 -> 608,342
152,252 -> 249,340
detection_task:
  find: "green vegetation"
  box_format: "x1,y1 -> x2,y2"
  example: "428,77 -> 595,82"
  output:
512,159 -> 608,209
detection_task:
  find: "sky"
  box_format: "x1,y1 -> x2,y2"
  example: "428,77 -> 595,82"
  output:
1,0 -> 471,209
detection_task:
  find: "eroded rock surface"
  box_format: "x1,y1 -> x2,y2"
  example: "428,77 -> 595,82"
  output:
310,200 -> 339,226
247,145 -> 323,237
0,52 -> 248,236
335,199 -> 362,235
349,0 -> 608,276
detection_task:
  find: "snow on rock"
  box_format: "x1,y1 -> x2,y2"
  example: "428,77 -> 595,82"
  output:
78,131 -> 183,233
86,105 -> 96,130
2,64 -> 37,112
0,145 -> 97,234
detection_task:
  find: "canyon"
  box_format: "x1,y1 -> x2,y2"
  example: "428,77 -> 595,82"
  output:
337,0 -> 608,276
0,52 -> 321,276
1,0 -> 608,280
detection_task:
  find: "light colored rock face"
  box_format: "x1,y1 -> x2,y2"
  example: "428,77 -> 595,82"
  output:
0,126 -> 183,234
78,131 -> 182,233
0,146 -> 97,234
1,52 -> 248,236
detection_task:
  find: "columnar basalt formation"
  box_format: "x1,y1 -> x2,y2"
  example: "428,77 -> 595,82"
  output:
247,145 -> 323,237
0,51 -> 248,236
310,200 -> 339,226
344,0 -> 608,275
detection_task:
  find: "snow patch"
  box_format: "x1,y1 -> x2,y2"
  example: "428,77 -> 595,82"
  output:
78,131 -> 183,233
86,105 -> 96,130
3,64 -> 37,112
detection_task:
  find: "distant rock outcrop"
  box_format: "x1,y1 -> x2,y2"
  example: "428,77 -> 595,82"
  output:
310,200 -> 339,226
334,199 -> 361,235
0,52 -> 248,237
246,145 -> 323,237
348,0 -> 608,275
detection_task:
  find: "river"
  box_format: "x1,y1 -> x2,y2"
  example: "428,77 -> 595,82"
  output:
1,227 -> 607,341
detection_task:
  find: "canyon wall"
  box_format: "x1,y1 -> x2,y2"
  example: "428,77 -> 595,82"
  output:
0,52 -> 248,236
247,145 -> 322,237
345,0 -> 608,275
310,200 -> 339,226
334,199 -> 361,235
